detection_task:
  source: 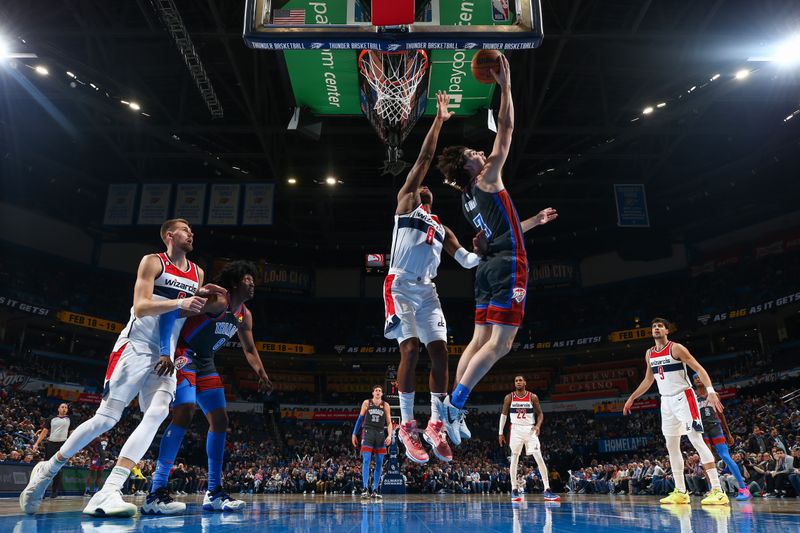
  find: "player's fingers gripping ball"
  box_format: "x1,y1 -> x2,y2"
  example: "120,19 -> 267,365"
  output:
471,49 -> 503,84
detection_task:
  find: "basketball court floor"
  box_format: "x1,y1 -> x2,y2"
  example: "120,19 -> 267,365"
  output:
1,494 -> 797,532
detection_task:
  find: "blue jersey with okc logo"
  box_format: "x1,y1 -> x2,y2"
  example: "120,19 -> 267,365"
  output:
462,181 -> 526,261
175,304 -> 246,375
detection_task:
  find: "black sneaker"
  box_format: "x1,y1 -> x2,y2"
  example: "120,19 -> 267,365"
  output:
361,489 -> 370,499
371,491 -> 382,500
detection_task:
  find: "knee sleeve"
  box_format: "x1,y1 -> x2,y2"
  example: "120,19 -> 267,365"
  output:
687,431 -> 715,464
118,391 -> 172,463
60,399 -> 125,458
95,398 -> 127,424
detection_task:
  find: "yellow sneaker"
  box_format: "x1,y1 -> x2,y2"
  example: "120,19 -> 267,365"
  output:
131,466 -> 145,480
701,488 -> 730,505
659,489 -> 691,504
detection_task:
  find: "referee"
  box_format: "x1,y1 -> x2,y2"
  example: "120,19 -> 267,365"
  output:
33,403 -> 71,498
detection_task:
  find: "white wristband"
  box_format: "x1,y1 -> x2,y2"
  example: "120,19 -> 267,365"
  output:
499,413 -> 507,435
454,247 -> 480,269
706,386 -> 716,394
176,298 -> 184,310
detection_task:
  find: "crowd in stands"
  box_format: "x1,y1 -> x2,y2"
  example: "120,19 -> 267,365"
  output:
2,372 -> 798,498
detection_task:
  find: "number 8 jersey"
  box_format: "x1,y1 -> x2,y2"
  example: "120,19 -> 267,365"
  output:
388,204 -> 444,280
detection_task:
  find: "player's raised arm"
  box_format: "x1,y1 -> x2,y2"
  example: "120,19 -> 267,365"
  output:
236,307 -> 272,393
133,255 -> 206,318
481,55 -> 513,187
443,226 -> 480,269
623,352 -> 656,415
520,208 -> 558,233
673,343 -> 722,413
396,92 -> 453,215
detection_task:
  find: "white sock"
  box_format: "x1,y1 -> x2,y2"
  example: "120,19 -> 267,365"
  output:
706,467 -> 721,490
46,454 -> 67,476
510,453 -> 520,490
533,449 -> 551,491
429,393 -> 446,423
399,391 -> 415,424
102,466 -> 131,492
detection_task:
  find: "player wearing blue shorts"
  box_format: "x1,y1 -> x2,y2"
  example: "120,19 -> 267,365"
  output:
142,261 -> 272,515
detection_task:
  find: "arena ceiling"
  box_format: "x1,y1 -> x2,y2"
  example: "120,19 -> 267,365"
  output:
1,0 -> 799,264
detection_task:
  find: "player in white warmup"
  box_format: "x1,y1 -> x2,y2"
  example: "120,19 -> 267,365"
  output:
499,375 -> 559,502
623,317 -> 729,506
20,219 -> 223,516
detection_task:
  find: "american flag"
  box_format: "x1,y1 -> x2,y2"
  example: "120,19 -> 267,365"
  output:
273,9 -> 305,25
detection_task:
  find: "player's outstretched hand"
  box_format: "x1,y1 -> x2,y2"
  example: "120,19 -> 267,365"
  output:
436,91 -> 454,122
198,284 -> 227,297
536,207 -> 558,226
498,434 -> 506,447
622,398 -> 634,416
707,391 -> 724,413
491,55 -> 511,88
351,434 -> 359,449
179,295 -> 207,314
154,356 -> 176,377
258,374 -> 274,393
472,229 -> 488,257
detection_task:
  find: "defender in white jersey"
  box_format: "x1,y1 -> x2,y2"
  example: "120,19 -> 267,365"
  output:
385,92 -> 482,465
623,318 -> 729,506
499,376 -> 559,502
21,219 -> 224,517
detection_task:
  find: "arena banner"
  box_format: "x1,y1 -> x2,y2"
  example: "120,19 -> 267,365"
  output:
173,183 -> 207,225
225,339 -> 315,355
137,183 -> 172,225
614,184 -> 650,227
0,295 -> 51,317
696,289 -> 800,325
528,261 -> 580,290
0,369 -> 32,390
280,404 -> 360,421
597,436 -> 652,454
519,335 -> 604,351
212,259 -> 314,295
607,327 -> 652,343
242,183 -> 276,226
207,184 -> 241,226
594,398 -> 659,414
0,464 -> 109,496
103,183 -> 137,225
56,311 -> 124,334
561,368 -> 637,384
554,379 -> 630,394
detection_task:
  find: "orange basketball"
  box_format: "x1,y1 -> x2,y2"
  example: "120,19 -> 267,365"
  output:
471,49 -> 502,84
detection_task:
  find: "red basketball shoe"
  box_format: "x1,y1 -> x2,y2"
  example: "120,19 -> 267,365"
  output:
398,421 -> 429,464
422,420 -> 453,462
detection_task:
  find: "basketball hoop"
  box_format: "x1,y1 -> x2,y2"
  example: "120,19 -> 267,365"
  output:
358,49 -> 429,125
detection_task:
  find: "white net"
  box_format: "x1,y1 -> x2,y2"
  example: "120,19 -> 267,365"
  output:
358,49 -> 429,125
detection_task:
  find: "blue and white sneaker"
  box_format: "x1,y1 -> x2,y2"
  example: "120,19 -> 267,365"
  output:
458,409 -> 471,441
441,396 -> 462,446
141,488 -> 186,515
511,489 -> 522,502
543,489 -> 560,502
203,487 -> 245,512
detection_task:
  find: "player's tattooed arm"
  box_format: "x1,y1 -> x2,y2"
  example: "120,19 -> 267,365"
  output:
237,307 -> 272,393
623,352 -> 656,415
397,91 -> 453,215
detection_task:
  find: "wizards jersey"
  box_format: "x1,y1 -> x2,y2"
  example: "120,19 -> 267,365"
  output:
388,204 -> 444,280
509,391 -> 534,427
649,341 -> 693,396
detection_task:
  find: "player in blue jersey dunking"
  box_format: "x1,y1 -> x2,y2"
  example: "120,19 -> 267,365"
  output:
435,56 -> 557,445
693,373 -> 752,500
142,260 -> 272,515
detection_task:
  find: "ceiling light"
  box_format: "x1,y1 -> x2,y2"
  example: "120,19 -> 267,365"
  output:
642,107 -> 654,115
0,39 -> 9,60
66,71 -> 76,78
128,102 -> 141,111
325,177 -> 337,185
710,73 -> 720,81
735,69 -> 750,80
775,35 -> 800,65
287,177 -> 297,185
34,65 -> 49,76
656,102 -> 666,108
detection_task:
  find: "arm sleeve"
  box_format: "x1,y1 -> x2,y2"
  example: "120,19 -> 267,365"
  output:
454,248 -> 481,269
158,309 -> 181,357
499,413 -> 507,435
352,415 -> 365,436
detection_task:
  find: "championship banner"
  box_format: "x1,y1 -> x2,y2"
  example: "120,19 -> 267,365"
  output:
173,183 -> 206,225
207,184 -> 241,226
56,311 -> 125,334
696,289 -> 800,326
0,295 -> 51,317
103,183 -> 137,225
528,261 -> 580,290
137,183 -> 172,225
242,183 -> 275,226
614,184 -> 650,227
598,436 -> 652,453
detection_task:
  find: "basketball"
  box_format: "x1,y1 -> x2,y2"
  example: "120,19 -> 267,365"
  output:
471,49 -> 502,84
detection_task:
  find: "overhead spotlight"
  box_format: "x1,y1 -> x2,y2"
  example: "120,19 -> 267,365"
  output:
128,102 -> 141,111
34,65 -> 49,76
0,39 -> 9,60
656,102 -> 666,108
642,107 -> 654,115
325,177 -> 337,185
66,71 -> 76,78
287,177 -> 297,185
710,73 -> 721,81
735,69 -> 750,80
775,35 -> 800,65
